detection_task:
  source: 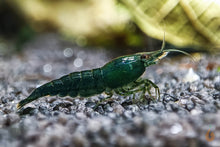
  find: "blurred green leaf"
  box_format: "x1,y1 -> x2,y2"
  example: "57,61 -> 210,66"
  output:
119,0 -> 220,50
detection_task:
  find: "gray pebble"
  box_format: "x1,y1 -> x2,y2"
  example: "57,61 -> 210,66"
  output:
85,101 -> 96,108
214,82 -> 220,91
202,104 -> 217,113
112,103 -> 125,114
185,101 -> 195,111
148,102 -> 165,113
103,104 -> 113,112
96,106 -> 105,114
123,110 -> 133,119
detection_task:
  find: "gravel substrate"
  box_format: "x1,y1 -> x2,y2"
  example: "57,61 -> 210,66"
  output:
0,34 -> 219,147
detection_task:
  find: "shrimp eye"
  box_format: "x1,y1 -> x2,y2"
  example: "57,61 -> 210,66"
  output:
141,54 -> 149,60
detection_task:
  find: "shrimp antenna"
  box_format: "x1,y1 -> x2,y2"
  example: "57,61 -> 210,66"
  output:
161,30 -> 195,62
161,32 -> 166,51
164,49 -> 196,62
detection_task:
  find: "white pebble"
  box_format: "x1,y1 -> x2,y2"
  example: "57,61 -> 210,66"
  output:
170,123 -> 183,134
183,68 -> 200,82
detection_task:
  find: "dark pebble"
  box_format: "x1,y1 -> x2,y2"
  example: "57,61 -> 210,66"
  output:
180,92 -> 185,96
52,101 -> 73,110
85,101 -> 96,108
2,107 -> 12,114
96,106 -> 105,114
124,105 -> 139,112
121,101 -> 133,107
103,104 -> 113,112
213,100 -> 220,109
39,105 -> 51,116
213,92 -> 220,100
162,94 -> 178,103
1,97 -> 9,104
52,111 -> 60,116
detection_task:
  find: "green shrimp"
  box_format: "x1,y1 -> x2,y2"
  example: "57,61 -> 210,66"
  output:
17,41 -> 192,109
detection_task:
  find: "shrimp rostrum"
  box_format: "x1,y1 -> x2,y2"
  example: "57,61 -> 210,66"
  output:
17,43 -> 191,109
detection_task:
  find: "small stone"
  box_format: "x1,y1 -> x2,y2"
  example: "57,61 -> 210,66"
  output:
75,112 -> 87,119
39,105 -> 51,116
185,101 -> 195,111
47,97 -> 57,103
133,116 -> 143,127
190,108 -> 203,115
103,104 -> 113,112
87,119 -> 101,133
121,101 -> 133,107
170,102 -> 179,112
52,111 -> 60,116
170,123 -> 183,134
125,105 -> 139,112
180,92 -> 185,96
96,106 -> 104,114
163,93 -> 179,103
214,82 -> 220,91
213,93 -> 220,100
202,104 -> 217,113
4,113 -> 20,127
85,101 -> 96,108
148,102 -> 165,113
2,107 -> 12,114
213,100 -> 220,109
107,112 -> 116,119
1,96 -> 9,104
112,103 -> 125,115
183,68 -> 200,82
124,110 -> 133,119
52,100 -> 73,110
